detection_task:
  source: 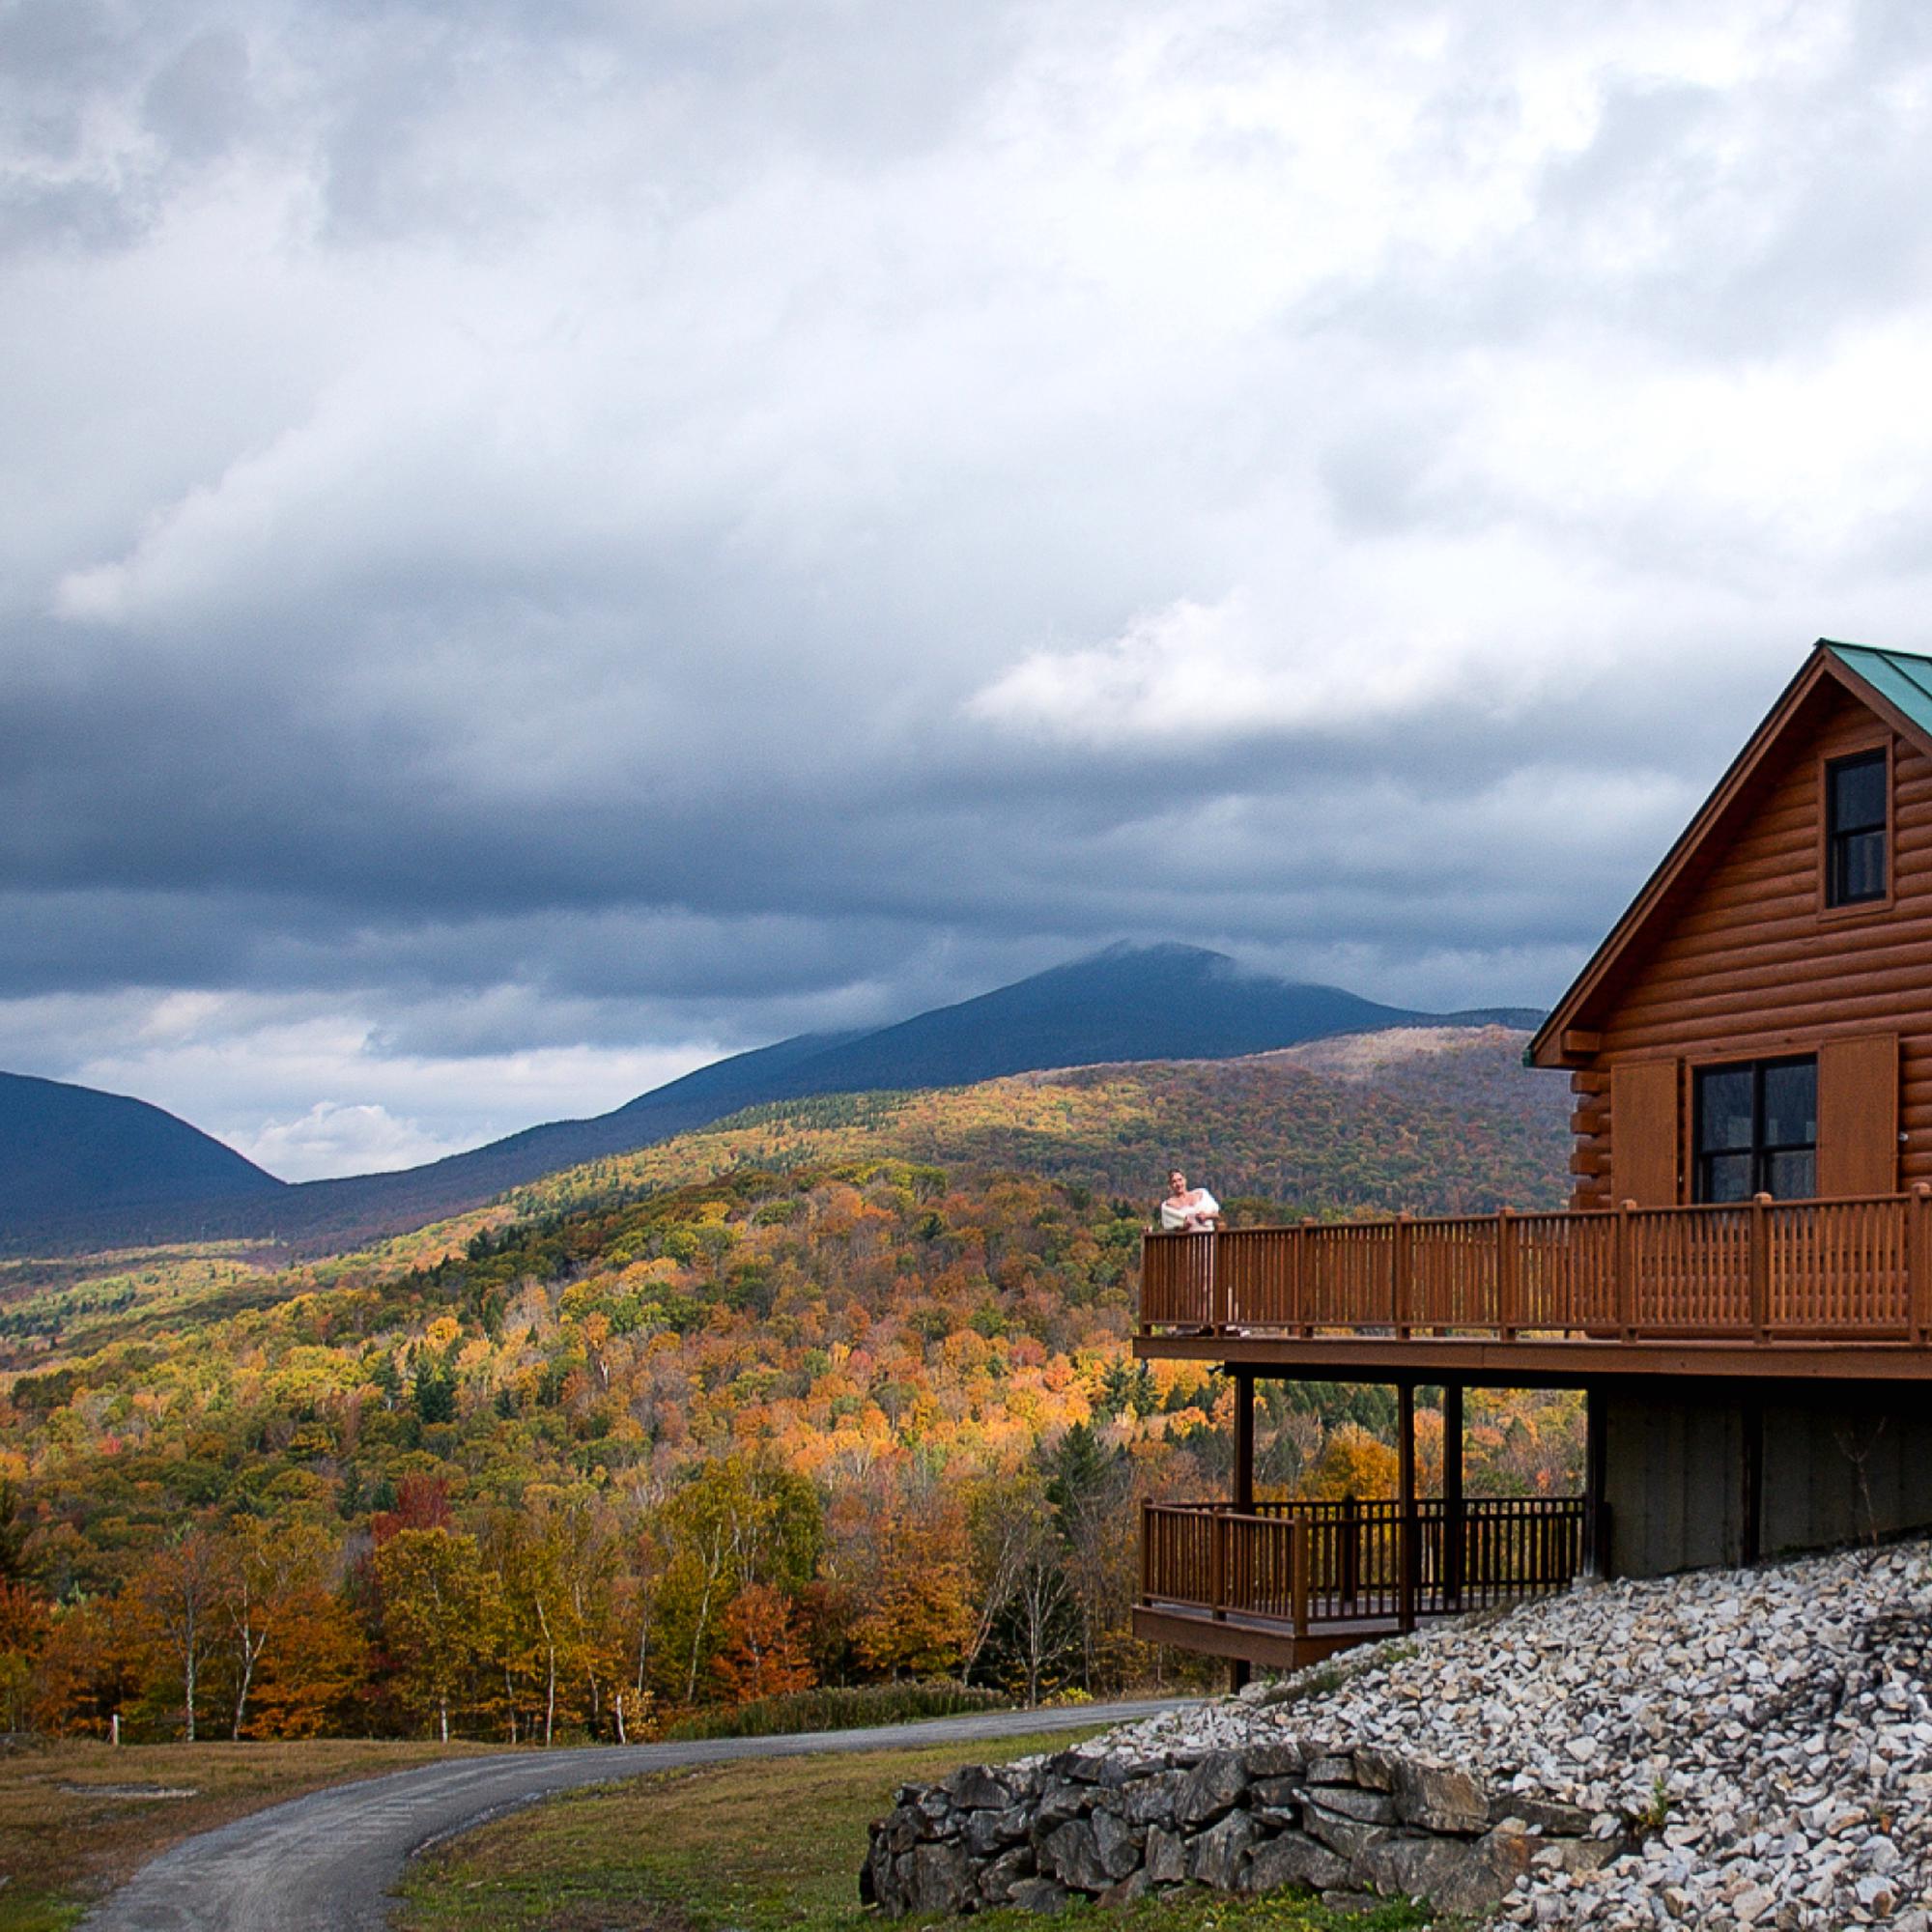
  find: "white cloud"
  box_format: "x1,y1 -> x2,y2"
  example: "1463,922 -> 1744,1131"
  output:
229,1099 -> 459,1180
11,0 -> 1932,1159
965,591 -> 1533,745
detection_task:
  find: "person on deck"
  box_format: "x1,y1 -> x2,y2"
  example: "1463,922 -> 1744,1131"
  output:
1159,1169 -> 1220,1232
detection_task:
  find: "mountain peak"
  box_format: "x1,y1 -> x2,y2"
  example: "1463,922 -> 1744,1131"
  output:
5,949 -> 1540,1254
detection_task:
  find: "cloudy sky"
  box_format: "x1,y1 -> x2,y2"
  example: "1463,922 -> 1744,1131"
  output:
6,0 -> 1932,1179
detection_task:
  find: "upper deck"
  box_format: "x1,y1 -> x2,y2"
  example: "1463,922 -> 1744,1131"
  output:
1136,1186 -> 1932,1382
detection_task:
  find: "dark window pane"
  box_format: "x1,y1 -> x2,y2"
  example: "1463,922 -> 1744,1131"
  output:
1831,754 -> 1887,834
1767,1150 -> 1816,1199
1691,1056 -> 1818,1204
1827,753 -> 1888,906
1840,828 -> 1887,901
1762,1060 -> 1817,1148
1702,1152 -> 1752,1203
1697,1068 -> 1755,1152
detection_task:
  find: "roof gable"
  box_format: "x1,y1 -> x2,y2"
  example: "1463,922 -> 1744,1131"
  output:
1528,639 -> 1932,1067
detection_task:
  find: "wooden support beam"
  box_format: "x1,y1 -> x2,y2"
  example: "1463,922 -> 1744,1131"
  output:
1397,1380 -> 1416,1634
1398,1381 -> 1416,1512
1232,1368 -> 1255,1514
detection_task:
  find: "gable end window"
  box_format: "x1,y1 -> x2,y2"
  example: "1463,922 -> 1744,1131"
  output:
1693,1056 -> 1817,1202
1826,749 -> 1888,907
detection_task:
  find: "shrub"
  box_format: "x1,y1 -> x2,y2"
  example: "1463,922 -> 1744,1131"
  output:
664,1678 -> 1009,1741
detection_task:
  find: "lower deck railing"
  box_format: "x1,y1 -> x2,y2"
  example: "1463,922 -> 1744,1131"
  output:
1142,1188 -> 1932,1345
1140,1495 -> 1586,1637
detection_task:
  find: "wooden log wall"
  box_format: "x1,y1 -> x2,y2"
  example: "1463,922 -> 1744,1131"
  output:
1572,683 -> 1932,1208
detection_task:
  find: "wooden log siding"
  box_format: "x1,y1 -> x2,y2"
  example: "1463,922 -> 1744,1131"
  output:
1140,1188 -> 1932,1345
1572,686 -> 1932,1210
1140,1497 -> 1585,1634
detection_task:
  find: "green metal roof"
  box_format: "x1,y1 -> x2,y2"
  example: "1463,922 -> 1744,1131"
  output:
1823,639 -> 1932,742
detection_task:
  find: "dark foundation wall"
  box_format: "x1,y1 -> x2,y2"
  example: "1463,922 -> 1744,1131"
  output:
1603,1383 -> 1746,1576
1602,1379 -> 1932,1578
1760,1393 -> 1932,1558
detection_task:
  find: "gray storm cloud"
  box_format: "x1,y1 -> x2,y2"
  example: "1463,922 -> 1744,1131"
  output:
6,0 -> 1932,1174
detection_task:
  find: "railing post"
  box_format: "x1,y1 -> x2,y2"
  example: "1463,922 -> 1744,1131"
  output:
1140,1498 -> 1151,1603
1398,1510 -> 1417,1634
1299,1218 -> 1319,1338
1394,1212 -> 1412,1338
1211,1510 -> 1227,1622
1340,1498 -> 1359,1606
1750,1192 -> 1772,1343
1291,1516 -> 1310,1639
1912,1184 -> 1932,1347
1496,1206 -> 1517,1339
1617,1200 -> 1636,1342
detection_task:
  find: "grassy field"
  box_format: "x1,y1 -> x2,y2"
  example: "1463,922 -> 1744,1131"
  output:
0,1737 -> 503,1932
395,1734 -> 1444,1932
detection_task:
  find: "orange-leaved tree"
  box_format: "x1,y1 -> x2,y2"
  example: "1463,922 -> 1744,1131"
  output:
710,1583 -> 815,1703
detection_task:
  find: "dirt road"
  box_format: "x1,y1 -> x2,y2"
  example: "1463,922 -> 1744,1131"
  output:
82,1698 -> 1195,1930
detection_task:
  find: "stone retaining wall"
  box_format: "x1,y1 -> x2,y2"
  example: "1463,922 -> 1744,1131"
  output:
863,1735 -> 1629,1918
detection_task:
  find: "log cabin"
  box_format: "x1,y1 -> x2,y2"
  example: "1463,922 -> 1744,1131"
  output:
1132,639 -> 1932,1682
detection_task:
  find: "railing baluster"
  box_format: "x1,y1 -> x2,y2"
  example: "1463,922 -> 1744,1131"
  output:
1750,1193 -> 1771,1343
1394,1213 -> 1411,1337
1497,1207 -> 1517,1339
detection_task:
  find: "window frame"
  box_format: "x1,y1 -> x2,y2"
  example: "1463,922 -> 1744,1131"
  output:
1691,1053 -> 1819,1204
1819,739 -> 1892,918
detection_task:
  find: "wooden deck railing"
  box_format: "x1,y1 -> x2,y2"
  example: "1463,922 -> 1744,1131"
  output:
1140,1496 -> 1585,1637
1141,1186 -> 1932,1344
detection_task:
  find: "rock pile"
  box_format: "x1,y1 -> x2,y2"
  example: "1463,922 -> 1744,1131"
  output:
867,1538 -> 1932,1927
864,1734 -> 1624,1918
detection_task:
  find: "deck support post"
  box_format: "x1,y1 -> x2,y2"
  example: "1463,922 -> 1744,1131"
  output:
1232,1368 -> 1255,1515
1443,1380 -> 1464,1610
1228,1368 -> 1257,1693
1397,1380 -> 1417,1634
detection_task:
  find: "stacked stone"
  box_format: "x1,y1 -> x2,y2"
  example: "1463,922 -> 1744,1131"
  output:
863,1735 -> 1623,1918
1121,1540 -> 1932,1929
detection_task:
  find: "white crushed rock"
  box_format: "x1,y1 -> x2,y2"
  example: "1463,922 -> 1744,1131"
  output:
1109,1538 -> 1932,1929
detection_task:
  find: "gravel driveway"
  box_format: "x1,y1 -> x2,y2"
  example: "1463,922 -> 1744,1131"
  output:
82,1698 -> 1196,1931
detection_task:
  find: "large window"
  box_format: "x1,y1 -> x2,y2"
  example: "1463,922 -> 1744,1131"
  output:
1826,750 -> 1888,907
1693,1057 -> 1817,1202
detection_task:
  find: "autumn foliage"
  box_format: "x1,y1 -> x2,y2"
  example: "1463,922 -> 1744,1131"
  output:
0,1041 -> 1578,1741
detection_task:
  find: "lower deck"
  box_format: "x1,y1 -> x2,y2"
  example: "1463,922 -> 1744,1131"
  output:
1136,1493 -> 1587,1669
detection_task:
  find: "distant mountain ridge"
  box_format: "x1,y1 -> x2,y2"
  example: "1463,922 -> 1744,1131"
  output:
0,1070 -> 284,1229
1,944 -> 1541,1253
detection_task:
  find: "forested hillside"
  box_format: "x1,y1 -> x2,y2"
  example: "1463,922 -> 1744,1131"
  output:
0,1031 -> 1577,1745
506,1025 -> 1566,1226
